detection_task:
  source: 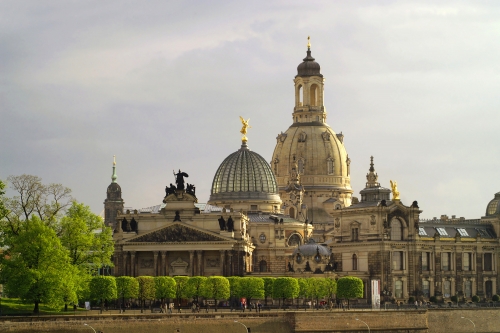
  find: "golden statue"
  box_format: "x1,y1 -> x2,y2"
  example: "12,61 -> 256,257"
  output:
307,36 -> 311,49
390,180 -> 400,200
239,116 -> 251,142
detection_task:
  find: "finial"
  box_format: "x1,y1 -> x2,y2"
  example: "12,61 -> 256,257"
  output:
369,156 -> 375,172
239,116 -> 251,143
307,36 -> 311,50
111,155 -> 117,183
390,180 -> 400,201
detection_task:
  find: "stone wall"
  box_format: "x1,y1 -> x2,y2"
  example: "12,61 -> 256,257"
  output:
428,309 -> 500,333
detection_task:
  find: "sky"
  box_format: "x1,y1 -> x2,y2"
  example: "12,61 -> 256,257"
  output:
1,1 -> 499,220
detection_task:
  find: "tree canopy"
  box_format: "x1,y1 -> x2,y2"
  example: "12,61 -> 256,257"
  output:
89,276 -> 117,311
238,277 -> 264,302
185,276 -> 206,302
273,277 -> 299,303
0,216 -> 76,313
155,276 -> 176,302
136,276 -> 156,311
337,276 -> 363,299
203,276 -> 230,311
116,276 -> 139,307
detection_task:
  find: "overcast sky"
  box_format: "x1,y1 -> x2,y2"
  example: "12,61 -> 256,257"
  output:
1,1 -> 499,220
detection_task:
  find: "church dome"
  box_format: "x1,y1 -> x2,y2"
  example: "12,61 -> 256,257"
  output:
486,192 -> 500,216
209,142 -> 281,203
292,239 -> 331,256
297,49 -> 322,77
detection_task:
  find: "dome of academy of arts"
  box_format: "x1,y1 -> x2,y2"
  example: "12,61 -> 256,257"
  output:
209,142 -> 281,207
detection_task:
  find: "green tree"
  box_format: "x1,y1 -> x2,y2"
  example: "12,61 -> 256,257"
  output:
337,276 -> 363,304
309,278 -> 328,309
239,277 -> 264,306
262,277 -> 275,305
173,276 -> 189,310
203,276 -> 230,312
0,179 -> 8,221
186,276 -> 207,303
155,276 -> 176,306
324,278 -> 337,306
0,216 -> 75,313
89,276 -> 117,313
227,276 -> 241,308
136,276 -> 156,313
116,276 -> 139,309
59,202 -> 114,271
273,277 -> 299,309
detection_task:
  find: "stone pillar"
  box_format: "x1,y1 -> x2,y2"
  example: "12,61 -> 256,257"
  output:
130,251 -> 136,277
153,251 -> 159,276
196,250 -> 203,276
189,251 -> 195,276
228,251 -> 233,276
122,251 -> 128,276
161,251 -> 167,276
220,250 -> 226,276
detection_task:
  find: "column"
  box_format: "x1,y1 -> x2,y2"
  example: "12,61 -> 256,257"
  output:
220,250 -> 226,276
161,251 -> 167,276
228,251 -> 233,276
122,251 -> 128,276
153,251 -> 159,276
196,250 -> 203,276
189,251 -> 195,276
130,251 -> 136,277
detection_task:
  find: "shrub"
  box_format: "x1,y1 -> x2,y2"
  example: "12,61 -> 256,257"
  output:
450,295 -> 458,303
492,294 -> 500,302
429,296 -> 437,303
408,296 -> 415,303
472,295 -> 480,303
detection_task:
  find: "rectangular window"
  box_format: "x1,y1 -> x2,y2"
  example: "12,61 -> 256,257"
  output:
395,280 -> 403,299
437,228 -> 448,236
442,252 -> 451,271
422,252 -> 430,271
463,253 -> 471,271
457,228 -> 469,237
464,281 -> 472,298
393,251 -> 403,270
422,280 -> 430,297
419,227 -> 427,236
443,280 -> 451,298
250,205 -> 258,211
484,253 -> 493,271
352,228 -> 359,241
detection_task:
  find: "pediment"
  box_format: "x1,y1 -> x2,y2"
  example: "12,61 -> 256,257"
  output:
126,223 -> 231,243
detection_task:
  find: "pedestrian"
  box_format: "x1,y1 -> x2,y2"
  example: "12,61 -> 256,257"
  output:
414,300 -> 418,309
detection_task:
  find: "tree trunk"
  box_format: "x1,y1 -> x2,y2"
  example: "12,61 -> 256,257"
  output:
33,301 -> 39,314
64,303 -> 68,312
100,299 -> 103,314
215,299 -> 218,312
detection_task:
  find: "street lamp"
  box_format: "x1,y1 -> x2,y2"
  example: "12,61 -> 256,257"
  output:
83,323 -> 97,333
461,316 -> 476,333
355,318 -> 370,333
234,320 -> 249,332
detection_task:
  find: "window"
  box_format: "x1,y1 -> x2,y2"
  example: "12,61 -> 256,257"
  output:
393,251 -> 403,270
259,233 -> 266,243
487,201 -> 498,215
463,253 -> 471,271
298,159 -> 304,174
327,158 -> 334,175
289,207 -> 295,218
310,84 -> 318,106
259,260 -> 267,273
422,280 -> 430,297
395,280 -> 403,299
351,227 -> 359,241
250,205 -> 258,211
464,280 -> 472,298
288,234 -> 302,247
436,228 -> 448,236
484,253 -> 493,271
422,252 -> 430,271
391,219 -> 402,240
297,85 -> 303,106
443,280 -> 451,298
442,253 -> 451,271
352,254 -> 358,270
418,227 -> 427,236
486,281 -> 493,298
457,228 -> 469,237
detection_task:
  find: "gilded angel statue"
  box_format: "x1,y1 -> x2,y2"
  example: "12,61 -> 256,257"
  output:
239,116 -> 251,142
390,180 -> 400,200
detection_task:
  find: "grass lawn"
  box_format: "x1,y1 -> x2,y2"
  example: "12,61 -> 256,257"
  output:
0,298 -> 85,316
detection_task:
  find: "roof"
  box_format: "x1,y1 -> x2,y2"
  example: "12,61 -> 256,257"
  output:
247,213 -> 303,224
418,220 -> 496,239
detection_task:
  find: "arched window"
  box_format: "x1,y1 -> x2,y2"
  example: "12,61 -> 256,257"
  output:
391,218 -> 403,240
297,85 -> 303,106
464,280 -> 472,298
298,159 -> 304,174
288,234 -> 302,247
443,280 -> 451,298
259,260 -> 267,273
310,84 -> 318,106
327,158 -> 334,175
289,207 -> 295,219
352,254 -> 358,270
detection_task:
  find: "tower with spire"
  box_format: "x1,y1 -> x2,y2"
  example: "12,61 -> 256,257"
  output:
104,155 -> 124,229
358,156 -> 391,203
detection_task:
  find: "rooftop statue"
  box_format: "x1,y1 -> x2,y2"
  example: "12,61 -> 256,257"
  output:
390,180 -> 400,200
174,169 -> 189,190
239,116 -> 251,142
